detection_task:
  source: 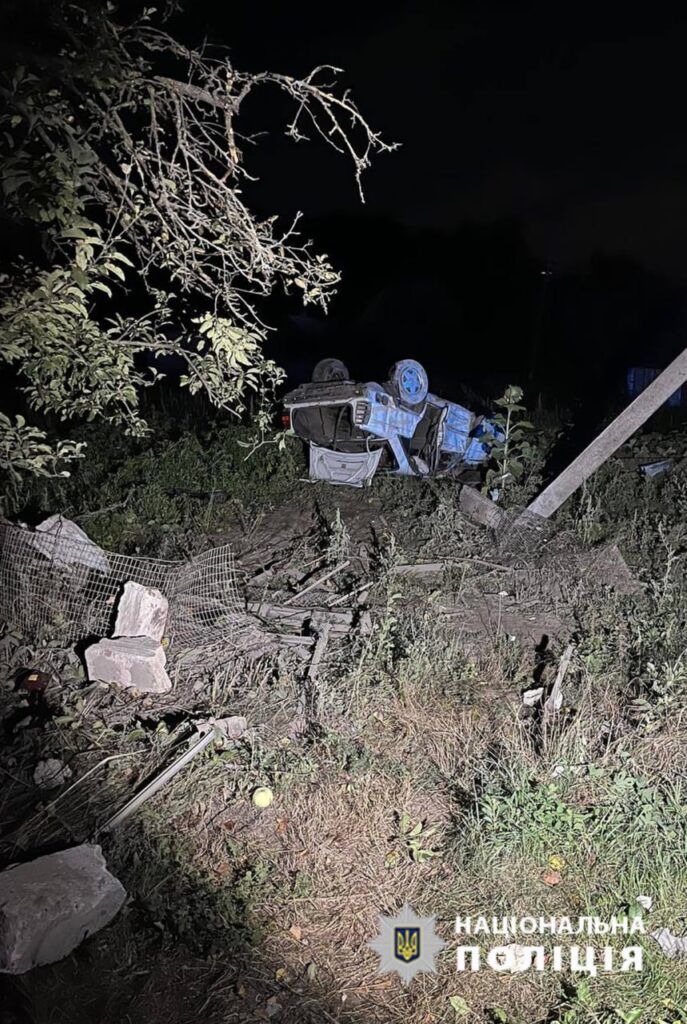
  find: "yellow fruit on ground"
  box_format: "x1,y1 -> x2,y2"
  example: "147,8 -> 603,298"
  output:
252,786 -> 274,808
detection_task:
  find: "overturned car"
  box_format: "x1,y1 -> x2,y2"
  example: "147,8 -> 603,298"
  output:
283,358 -> 502,486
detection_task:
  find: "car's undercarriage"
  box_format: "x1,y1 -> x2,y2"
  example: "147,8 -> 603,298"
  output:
283,358 -> 501,486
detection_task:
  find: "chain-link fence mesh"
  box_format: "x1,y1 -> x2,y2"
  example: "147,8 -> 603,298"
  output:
0,520 -> 260,659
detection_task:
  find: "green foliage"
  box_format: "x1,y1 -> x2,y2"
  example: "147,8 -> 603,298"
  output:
448,995 -> 471,1017
0,2 -> 390,485
398,812 -> 442,864
120,821 -> 274,954
385,813 -> 442,867
551,985 -> 687,1024
483,385 -> 537,503
479,777 -> 589,854
476,762 -> 687,864
16,418 -> 305,552
0,412 -> 84,485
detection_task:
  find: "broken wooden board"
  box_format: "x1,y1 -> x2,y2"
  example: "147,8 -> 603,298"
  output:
391,561 -> 450,576
436,592 -> 570,645
247,601 -> 355,636
458,485 -> 507,529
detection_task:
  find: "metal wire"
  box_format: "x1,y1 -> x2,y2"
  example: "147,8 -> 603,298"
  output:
0,521 -> 247,657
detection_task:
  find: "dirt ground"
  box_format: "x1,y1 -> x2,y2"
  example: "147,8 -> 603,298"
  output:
2,453 -> 687,1024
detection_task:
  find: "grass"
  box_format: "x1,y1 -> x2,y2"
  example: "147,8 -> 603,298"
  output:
13,417 -> 307,554
3,418 -> 687,1023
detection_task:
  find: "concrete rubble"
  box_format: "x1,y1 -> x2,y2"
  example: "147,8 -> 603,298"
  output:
522,686 -> 544,706
0,844 -> 125,974
114,581 -> 168,641
650,926 -> 687,958
85,636 -> 172,693
640,459 -> 673,478
33,758 -> 72,791
84,578 -> 171,692
31,515 -> 110,573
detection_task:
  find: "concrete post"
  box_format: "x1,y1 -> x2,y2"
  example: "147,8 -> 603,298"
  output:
527,348 -> 687,519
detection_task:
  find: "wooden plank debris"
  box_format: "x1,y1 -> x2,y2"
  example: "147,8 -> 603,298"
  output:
248,601 -> 354,636
543,643 -> 574,718
282,560 -> 351,606
391,561 -> 448,576
307,624 -> 331,683
457,485 -> 506,529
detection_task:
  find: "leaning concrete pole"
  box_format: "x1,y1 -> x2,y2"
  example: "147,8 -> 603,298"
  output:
527,347 -> 687,520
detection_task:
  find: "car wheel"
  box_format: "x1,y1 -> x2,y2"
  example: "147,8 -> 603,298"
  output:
388,359 -> 428,405
312,358 -> 350,382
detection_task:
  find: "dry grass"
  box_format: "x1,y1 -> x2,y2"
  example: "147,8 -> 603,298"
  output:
5,449 -> 687,1023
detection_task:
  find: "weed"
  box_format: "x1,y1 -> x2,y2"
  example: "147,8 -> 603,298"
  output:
477,773 -> 590,857
325,508 -> 351,565
484,385 -> 538,504
15,420 -> 305,553
400,812 -> 442,864
386,812 -> 442,867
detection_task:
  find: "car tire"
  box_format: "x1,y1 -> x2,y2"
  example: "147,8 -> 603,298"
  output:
388,359 -> 428,405
312,358 -> 350,382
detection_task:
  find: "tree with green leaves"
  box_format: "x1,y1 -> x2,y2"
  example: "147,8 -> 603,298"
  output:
0,2 -> 394,484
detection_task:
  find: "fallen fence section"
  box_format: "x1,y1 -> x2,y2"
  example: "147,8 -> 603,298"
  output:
0,521 -> 258,659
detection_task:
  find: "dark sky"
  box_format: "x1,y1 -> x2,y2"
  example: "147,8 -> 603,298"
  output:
178,1 -> 687,281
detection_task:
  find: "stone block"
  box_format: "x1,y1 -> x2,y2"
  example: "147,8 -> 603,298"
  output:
0,845 -> 125,974
114,581 -> 168,641
85,636 -> 171,693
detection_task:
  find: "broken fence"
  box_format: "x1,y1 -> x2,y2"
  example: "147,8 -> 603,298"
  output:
0,522 -> 255,658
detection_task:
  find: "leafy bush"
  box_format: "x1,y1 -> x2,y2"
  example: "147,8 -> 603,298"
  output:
17,419 -> 305,552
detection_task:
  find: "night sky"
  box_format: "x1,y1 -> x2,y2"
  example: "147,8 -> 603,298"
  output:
180,1 -> 687,281
162,1 -> 687,405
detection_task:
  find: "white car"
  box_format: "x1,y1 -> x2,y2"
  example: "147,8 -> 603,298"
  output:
283,358 -> 501,486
